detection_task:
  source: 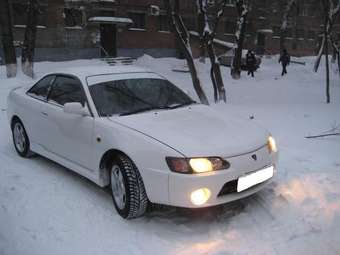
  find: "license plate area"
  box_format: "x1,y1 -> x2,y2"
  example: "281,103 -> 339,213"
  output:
237,166 -> 274,192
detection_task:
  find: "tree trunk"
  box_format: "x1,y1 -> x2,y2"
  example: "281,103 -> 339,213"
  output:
0,0 -> 17,77
324,32 -> 330,104
337,51 -> 340,78
280,0 -> 296,52
322,0 -> 330,103
231,0 -> 248,80
314,0 -> 340,72
279,31 -> 285,53
314,35 -> 325,72
197,4 -> 206,63
332,46 -> 337,63
165,0 -> 209,105
197,0 -> 227,102
206,42 -> 226,102
22,0 -> 39,78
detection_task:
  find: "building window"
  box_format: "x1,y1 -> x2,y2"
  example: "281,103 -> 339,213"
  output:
225,0 -> 235,6
12,3 -> 27,25
285,28 -> 292,38
183,1 -> 195,9
64,8 -> 83,27
273,26 -> 280,37
128,12 -> 146,30
12,3 -> 47,27
38,6 -> 47,27
257,0 -> 266,8
159,15 -> 170,32
225,20 -> 236,34
307,30 -> 315,40
300,4 -> 314,17
182,17 -> 195,31
296,29 -> 305,39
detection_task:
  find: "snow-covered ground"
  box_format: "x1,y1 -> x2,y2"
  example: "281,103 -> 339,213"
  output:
0,55 -> 339,255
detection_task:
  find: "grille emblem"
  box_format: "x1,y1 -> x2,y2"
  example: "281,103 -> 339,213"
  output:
251,154 -> 257,161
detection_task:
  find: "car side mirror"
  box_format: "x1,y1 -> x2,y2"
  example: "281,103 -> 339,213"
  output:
64,102 -> 90,116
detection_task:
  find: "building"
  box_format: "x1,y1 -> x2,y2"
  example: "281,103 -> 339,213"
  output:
1,0 -> 340,61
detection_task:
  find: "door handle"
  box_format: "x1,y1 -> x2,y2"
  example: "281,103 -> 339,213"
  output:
41,111 -> 48,116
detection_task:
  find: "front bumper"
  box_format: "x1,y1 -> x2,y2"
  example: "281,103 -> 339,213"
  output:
169,165 -> 275,208
168,146 -> 278,208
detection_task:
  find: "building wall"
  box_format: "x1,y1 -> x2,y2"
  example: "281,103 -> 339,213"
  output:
1,0 -> 340,62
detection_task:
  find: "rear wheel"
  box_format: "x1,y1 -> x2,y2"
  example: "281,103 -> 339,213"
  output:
110,155 -> 148,219
11,119 -> 33,158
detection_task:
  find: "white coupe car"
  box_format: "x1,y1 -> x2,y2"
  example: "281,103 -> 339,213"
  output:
7,65 -> 278,219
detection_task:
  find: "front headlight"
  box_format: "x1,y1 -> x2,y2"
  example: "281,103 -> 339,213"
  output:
166,157 -> 230,174
189,158 -> 213,173
267,136 -> 278,153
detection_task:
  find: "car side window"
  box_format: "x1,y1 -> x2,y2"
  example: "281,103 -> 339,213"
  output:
27,75 -> 55,100
48,76 -> 86,106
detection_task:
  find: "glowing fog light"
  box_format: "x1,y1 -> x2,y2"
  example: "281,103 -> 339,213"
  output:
267,136 -> 277,153
189,158 -> 213,173
190,188 -> 211,206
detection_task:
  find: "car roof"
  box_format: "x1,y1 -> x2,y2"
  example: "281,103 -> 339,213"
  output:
46,65 -> 154,80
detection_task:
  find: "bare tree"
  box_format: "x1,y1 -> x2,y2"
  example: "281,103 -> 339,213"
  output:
324,3 -> 330,104
314,0 -> 340,103
197,1 -> 206,63
22,0 -> 40,78
0,0 -> 17,77
280,0 -> 296,52
231,0 -> 250,79
331,40 -> 340,77
197,0 -> 227,102
165,0 -> 209,105
314,0 -> 340,73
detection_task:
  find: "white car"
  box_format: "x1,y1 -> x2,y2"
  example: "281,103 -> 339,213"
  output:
7,65 -> 278,219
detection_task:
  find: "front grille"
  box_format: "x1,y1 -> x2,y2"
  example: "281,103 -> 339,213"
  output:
217,180 -> 238,197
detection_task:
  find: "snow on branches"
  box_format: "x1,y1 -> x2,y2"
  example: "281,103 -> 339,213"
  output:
281,0 -> 296,31
314,0 -> 340,73
165,0 -> 209,105
231,0 -> 250,79
197,0 -> 227,102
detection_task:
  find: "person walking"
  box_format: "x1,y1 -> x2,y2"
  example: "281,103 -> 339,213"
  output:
246,50 -> 256,77
279,49 -> 290,76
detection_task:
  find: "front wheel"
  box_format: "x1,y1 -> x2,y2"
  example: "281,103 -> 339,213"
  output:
11,119 -> 33,158
110,155 -> 148,219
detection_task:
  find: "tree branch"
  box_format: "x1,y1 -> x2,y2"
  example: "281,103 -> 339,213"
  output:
165,0 -> 209,105
305,133 -> 340,139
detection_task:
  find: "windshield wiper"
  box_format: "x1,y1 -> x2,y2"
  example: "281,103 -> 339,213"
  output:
119,106 -> 170,116
119,101 -> 196,116
168,101 -> 196,109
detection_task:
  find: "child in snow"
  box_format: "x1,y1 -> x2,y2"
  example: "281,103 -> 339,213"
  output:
279,49 -> 290,76
246,50 -> 256,77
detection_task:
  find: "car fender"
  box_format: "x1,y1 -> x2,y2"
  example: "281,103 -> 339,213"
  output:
93,118 -> 184,204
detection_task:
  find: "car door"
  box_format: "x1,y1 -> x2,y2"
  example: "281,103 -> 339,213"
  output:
43,75 -> 95,171
25,75 -> 55,148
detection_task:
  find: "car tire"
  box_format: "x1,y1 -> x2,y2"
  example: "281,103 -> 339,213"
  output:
109,154 -> 148,219
11,119 -> 34,158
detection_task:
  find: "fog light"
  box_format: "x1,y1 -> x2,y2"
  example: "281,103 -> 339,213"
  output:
190,188 -> 211,206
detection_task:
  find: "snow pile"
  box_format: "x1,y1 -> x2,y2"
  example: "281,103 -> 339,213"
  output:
0,55 -> 339,255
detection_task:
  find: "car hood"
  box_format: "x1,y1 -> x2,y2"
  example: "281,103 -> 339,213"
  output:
109,105 -> 269,157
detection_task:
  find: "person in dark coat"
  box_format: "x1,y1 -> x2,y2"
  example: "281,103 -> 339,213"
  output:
246,50 -> 256,77
279,49 -> 290,76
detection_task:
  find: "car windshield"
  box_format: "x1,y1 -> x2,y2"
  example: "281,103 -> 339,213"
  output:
88,78 -> 195,117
